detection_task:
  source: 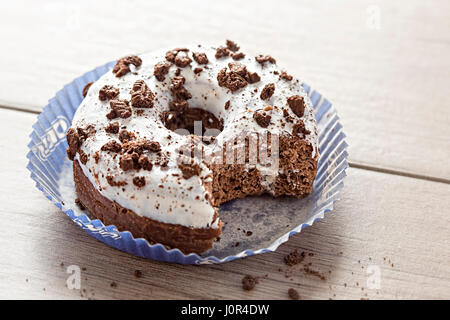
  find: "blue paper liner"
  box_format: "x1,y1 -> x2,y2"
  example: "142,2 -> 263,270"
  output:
27,61 -> 348,265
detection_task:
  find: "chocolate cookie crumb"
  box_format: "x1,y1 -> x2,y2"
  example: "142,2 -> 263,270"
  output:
101,140 -> 122,153
246,72 -> 260,84
133,176 -> 146,188
154,61 -> 171,81
174,51 -> 192,68
178,162 -> 202,179
130,80 -> 155,108
224,100 -> 231,110
118,129 -> 135,143
284,250 -> 305,266
231,52 -> 245,60
280,71 -> 293,81
105,122 -> 119,134
112,55 -> 142,77
134,270 -> 143,278
193,52 -> 209,64
226,40 -> 240,52
292,120 -> 310,137
287,95 -> 305,117
215,46 -> 230,59
288,288 -> 300,300
106,175 -> 128,187
82,82 -> 93,97
217,67 -> 247,92
66,128 -> 81,160
253,110 -> 271,128
304,266 -> 326,281
138,155 -> 153,171
119,154 -> 135,171
194,67 -> 203,74
255,54 -> 276,66
110,281 -> 117,288
107,99 -> 132,119
260,83 -> 275,100
75,198 -> 85,210
99,85 -> 120,101
242,275 -> 258,291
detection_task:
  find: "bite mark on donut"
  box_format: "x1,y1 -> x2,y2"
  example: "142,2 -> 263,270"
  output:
287,95 -> 305,117
112,55 -> 142,77
260,83 -> 275,100
130,80 -> 155,108
107,99 -> 132,119
99,85 -> 120,101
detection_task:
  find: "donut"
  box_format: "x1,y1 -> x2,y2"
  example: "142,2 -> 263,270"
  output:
67,40 -> 318,254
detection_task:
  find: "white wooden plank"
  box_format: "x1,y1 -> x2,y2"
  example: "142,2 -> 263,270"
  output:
0,0 -> 449,180
0,108 -> 449,299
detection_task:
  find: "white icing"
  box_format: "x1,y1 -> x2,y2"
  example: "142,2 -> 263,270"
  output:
71,45 -> 318,229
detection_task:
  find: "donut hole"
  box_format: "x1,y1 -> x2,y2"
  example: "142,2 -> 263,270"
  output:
161,108 -> 223,141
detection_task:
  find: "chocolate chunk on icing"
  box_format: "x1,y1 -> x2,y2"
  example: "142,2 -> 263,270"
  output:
255,54 -> 276,66
99,85 -> 119,101
260,83 -> 275,100
107,99 -> 132,119
253,110 -> 271,128
130,80 -> 155,108
154,61 -> 170,82
193,52 -> 209,64
112,55 -> 142,77
178,161 -> 202,179
287,95 -> 305,117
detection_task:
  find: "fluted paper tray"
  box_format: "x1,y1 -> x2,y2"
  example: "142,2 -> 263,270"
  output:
27,61 -> 348,264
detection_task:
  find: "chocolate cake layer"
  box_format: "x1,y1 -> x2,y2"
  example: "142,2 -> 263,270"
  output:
73,160 -> 222,254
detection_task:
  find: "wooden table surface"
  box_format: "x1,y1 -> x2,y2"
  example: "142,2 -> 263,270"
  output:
0,0 -> 449,300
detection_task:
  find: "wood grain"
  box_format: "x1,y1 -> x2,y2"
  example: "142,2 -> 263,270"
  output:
1,108 -> 449,300
0,0 -> 449,180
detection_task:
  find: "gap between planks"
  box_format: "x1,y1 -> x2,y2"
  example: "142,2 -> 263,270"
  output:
2,104 -> 448,186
